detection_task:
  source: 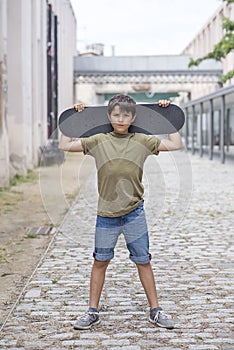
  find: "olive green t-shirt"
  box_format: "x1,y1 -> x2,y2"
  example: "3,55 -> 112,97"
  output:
80,132 -> 161,217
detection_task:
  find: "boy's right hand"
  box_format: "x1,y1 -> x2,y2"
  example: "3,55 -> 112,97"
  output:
158,100 -> 170,107
73,103 -> 85,112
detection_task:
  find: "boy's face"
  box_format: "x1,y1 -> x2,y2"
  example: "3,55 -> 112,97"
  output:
108,105 -> 136,134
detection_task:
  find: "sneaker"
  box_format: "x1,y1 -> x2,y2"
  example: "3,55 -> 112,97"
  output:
149,307 -> 174,329
73,311 -> 100,330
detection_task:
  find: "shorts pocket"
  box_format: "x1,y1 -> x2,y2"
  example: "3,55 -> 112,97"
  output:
133,202 -> 144,217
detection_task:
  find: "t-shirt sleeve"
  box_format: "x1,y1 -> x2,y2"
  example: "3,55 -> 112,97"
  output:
80,134 -> 101,155
142,135 -> 161,155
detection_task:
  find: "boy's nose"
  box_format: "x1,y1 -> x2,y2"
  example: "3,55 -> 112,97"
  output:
118,114 -> 124,122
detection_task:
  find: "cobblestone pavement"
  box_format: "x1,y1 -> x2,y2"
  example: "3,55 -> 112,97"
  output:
0,152 -> 233,349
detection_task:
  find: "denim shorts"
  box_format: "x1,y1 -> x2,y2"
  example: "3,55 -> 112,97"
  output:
94,202 -> 151,264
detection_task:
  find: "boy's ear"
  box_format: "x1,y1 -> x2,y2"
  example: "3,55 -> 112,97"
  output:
131,114 -> 136,123
107,113 -> 111,122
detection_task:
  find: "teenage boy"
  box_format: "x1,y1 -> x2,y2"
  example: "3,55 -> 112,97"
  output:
59,94 -> 182,330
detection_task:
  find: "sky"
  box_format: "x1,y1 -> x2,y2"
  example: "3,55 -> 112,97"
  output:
70,0 -> 222,56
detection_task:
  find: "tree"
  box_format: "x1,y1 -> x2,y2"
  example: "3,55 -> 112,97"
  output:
188,0 -> 234,83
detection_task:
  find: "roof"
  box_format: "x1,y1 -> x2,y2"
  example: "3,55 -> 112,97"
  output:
74,55 -> 222,75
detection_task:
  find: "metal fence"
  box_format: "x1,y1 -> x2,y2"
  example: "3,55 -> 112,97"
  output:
182,85 -> 234,164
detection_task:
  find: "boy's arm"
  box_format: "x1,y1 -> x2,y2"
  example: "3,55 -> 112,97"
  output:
58,103 -> 85,152
157,99 -> 183,152
158,131 -> 183,152
58,134 -> 84,152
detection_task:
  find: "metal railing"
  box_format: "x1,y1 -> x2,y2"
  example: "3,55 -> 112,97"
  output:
182,85 -> 234,164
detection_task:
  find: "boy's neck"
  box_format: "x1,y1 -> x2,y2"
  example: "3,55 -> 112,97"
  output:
111,131 -> 131,137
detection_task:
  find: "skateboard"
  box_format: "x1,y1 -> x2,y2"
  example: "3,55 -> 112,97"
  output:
58,103 -> 185,138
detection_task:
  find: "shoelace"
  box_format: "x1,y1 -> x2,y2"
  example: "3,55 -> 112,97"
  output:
80,312 -> 98,321
154,310 -> 171,322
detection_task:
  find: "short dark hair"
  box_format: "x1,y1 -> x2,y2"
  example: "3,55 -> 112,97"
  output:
108,94 -> 136,115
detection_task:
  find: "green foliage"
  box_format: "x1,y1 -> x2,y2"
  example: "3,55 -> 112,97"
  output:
26,233 -> 38,239
189,1 -> 234,82
222,69 -> 234,82
222,17 -> 234,32
9,169 -> 38,187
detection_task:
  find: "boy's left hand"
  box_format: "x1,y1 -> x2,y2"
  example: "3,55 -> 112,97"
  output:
158,100 -> 170,107
73,103 -> 86,112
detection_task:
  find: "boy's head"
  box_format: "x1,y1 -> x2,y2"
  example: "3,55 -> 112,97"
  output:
107,94 -> 136,116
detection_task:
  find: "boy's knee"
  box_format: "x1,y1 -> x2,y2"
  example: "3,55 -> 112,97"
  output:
93,259 -> 110,269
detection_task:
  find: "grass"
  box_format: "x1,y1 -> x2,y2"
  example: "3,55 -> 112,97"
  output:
9,169 -> 38,186
0,247 -> 8,264
0,192 -> 21,213
0,169 -> 38,192
0,169 -> 38,212
25,233 -> 38,239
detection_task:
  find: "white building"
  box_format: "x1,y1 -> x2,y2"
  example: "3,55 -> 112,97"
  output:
74,55 -> 222,105
0,0 -> 76,187
0,0 -> 9,187
181,1 -> 234,86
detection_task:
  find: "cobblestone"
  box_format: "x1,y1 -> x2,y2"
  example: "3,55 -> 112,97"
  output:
0,154 -> 233,349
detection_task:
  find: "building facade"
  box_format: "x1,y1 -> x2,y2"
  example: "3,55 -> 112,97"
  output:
181,1 -> 234,163
0,0 -> 9,187
181,1 -> 234,86
74,55 -> 222,105
0,0 -> 77,187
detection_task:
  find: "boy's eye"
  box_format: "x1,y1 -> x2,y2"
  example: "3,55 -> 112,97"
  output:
112,112 -> 130,118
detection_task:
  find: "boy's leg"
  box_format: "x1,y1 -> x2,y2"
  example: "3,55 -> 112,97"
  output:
89,259 -> 110,308
136,262 -> 174,329
122,203 -> 174,329
136,262 -> 159,309
74,259 -> 109,330
123,204 -> 159,308
74,214 -> 119,330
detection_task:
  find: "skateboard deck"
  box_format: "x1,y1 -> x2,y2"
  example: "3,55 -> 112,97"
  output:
58,103 -> 185,138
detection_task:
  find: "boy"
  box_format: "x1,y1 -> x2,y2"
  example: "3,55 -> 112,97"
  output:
59,94 -> 182,330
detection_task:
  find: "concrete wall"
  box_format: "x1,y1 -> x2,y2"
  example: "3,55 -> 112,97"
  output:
7,0 -> 47,175
0,0 -> 76,184
0,0 -> 9,186
57,0 -> 77,112
49,0 -> 77,112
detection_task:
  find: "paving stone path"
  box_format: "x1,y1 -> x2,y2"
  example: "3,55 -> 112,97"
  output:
0,152 -> 233,349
